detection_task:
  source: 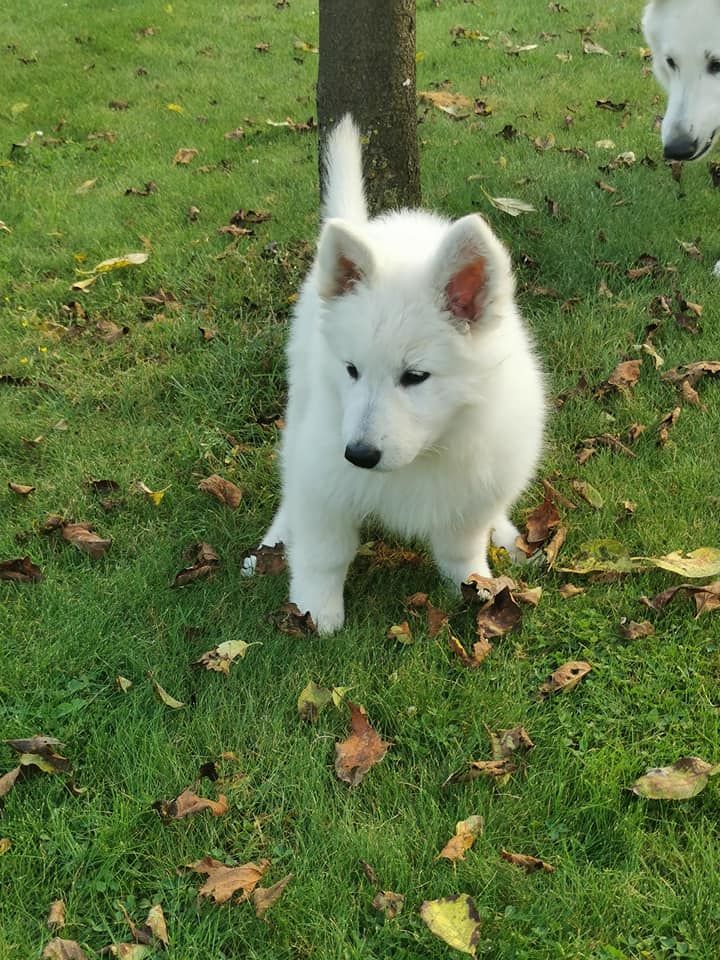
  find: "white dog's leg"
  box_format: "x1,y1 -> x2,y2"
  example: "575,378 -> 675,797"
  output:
288,511 -> 359,635
490,513 -> 526,563
431,524 -> 492,588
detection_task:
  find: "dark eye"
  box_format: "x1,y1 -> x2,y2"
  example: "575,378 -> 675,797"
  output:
346,363 -> 359,380
400,370 -> 430,387
709,59 -> 720,75
666,56 -> 677,70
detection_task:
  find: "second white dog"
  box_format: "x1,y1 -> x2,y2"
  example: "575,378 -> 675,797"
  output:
247,116 -> 546,634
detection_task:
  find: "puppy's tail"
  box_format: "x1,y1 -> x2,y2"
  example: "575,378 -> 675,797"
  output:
322,114 -> 368,224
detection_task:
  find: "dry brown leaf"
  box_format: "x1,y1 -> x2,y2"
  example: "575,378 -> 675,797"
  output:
47,899 -> 66,930
42,940 -> 88,960
443,757 -> 517,786
657,406 -> 681,446
518,493 -> 561,553
461,574 -> 517,603
488,725 -> 535,760
187,855 -> 270,903
335,702 -> 391,787
631,756 -> 720,799
193,639 -> 258,674
8,481 -> 35,496
4,736 -> 72,774
559,583 -> 584,599
501,849 -> 555,873
153,786 -> 228,821
437,815 -> 485,862
641,581 -> 720,617
197,474 -> 242,509
0,556 -> 43,583
538,660 -> 592,697
386,621 -> 413,644
252,874 -> 292,918
371,890 -> 405,920
447,632 -> 493,669
357,539 -> 424,568
475,587 -> 522,638
149,677 -> 185,709
404,591 -> 448,637
595,359 -> 641,398
418,90 -> 473,118
61,522 -> 112,559
173,147 -> 198,165
619,619 -> 654,640
242,543 -> 286,575
172,541 -> 220,587
0,766 -> 21,800
95,320 -> 129,343
271,602 -> 317,637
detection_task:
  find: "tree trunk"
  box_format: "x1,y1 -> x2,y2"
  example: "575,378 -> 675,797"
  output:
317,0 -> 420,216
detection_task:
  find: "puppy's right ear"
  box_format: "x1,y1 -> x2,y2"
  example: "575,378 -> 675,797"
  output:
316,219 -> 375,300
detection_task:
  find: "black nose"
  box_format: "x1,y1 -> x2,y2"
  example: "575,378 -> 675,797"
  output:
663,135 -> 698,161
344,442 -> 382,469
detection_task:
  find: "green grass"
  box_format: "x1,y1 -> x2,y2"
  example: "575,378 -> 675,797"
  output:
2,1 -> 720,957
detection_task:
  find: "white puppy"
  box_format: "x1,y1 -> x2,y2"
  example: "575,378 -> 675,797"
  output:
246,116 -> 545,634
643,0 -> 720,161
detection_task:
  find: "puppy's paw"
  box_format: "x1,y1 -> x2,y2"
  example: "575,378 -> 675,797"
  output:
314,606 -> 345,635
491,519 -> 526,564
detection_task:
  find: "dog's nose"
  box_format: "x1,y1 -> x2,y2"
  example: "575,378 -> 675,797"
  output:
344,442 -> 382,469
663,135 -> 698,161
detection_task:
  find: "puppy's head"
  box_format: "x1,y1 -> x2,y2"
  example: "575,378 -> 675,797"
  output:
643,0 -> 720,160
316,213 -> 515,472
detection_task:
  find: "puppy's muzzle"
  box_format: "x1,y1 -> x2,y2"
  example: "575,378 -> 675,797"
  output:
344,442 -> 382,469
663,134 -> 698,161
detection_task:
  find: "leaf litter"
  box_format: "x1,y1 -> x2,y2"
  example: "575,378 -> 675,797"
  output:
335,702 -> 391,787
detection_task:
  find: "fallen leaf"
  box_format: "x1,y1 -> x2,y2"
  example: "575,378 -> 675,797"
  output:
643,547 -> 720,579
335,702 -> 390,787
418,90 -> 473,119
404,591 -> 448,637
92,252 -> 148,273
488,725 -> 534,760
641,581 -> 720,617
150,677 -> 185,709
631,757 -> 720,800
619,619 -> 654,640
386,621 -> 413,644
538,661 -> 592,697
95,319 -> 128,343
197,474 -> 242,508
116,676 -> 133,693
443,758 -> 517,786
75,178 -> 97,195
371,890 -> 405,920
4,736 -> 72,774
447,632 -> 493,668
0,556 -> 43,583
153,786 -> 228,820
678,239 -> 703,260
582,37 -> 610,55
47,900 -> 66,931
357,539 -> 424,568
559,583 -> 584,599
475,587 -> 522,638
42,940 -> 88,960
172,541 -> 220,587
297,680 -> 333,721
500,849 -> 555,873
125,181 -> 157,197
173,147 -> 198,165
461,574 -> 518,603
657,406 -> 681,446
517,493 -> 561,554
271,602 -> 317,636
133,480 -> 169,506
187,855 -> 270,904
0,838 -> 10,854
486,195 -> 537,217
571,479 -> 604,509
61,521 -> 112,559
253,874 -> 292,918
437,815 -> 485,862
420,894 -> 482,956
193,639 -> 258,673
0,766 -> 21,800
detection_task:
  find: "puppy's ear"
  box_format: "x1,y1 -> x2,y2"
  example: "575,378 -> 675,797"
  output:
316,219 -> 375,300
433,214 -> 513,327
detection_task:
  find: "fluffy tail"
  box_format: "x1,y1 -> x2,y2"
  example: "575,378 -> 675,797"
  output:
322,114 -> 368,224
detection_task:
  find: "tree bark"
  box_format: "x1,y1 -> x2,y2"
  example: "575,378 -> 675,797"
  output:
317,0 -> 420,216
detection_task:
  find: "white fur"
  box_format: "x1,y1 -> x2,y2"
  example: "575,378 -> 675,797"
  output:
245,115 -> 545,634
643,0 -> 720,160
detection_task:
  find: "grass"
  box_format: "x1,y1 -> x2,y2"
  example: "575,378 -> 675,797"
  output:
1,0 -> 720,957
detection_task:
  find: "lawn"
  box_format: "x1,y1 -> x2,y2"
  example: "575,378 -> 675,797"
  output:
2,1 -> 720,957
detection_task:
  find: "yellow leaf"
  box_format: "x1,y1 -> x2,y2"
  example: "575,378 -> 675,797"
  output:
631,757 -> 720,800
75,178 -> 97,195
646,548 -> 720,579
93,251 -> 148,273
0,838 -> 10,855
150,677 -> 185,709
166,102 -> 184,113
11,102 -> 29,116
70,276 -> 97,292
133,480 -> 169,506
420,894 -> 481,956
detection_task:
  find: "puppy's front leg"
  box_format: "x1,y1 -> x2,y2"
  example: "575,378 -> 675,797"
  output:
431,523 -> 492,588
288,511 -> 359,635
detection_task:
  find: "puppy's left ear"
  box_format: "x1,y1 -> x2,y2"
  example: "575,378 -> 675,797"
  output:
433,214 -> 513,328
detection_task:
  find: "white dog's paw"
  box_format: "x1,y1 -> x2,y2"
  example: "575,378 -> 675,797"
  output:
713,259 -> 720,279
491,518 -> 526,564
314,606 -> 345,636
240,554 -> 257,577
